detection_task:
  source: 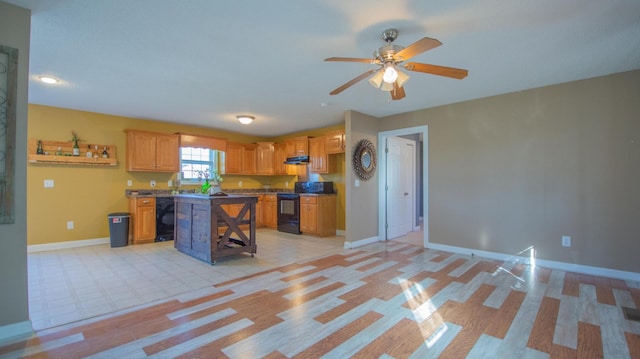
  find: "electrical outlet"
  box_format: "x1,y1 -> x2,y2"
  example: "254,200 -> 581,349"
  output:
150,180 -> 156,187
167,180 -> 173,187
285,181 -> 289,188
67,221 -> 74,230
238,181 -> 243,187
127,179 -> 133,186
562,235 -> 571,247
44,179 -> 54,188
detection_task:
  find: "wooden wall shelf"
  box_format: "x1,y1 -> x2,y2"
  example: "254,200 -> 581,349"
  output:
28,139 -> 117,166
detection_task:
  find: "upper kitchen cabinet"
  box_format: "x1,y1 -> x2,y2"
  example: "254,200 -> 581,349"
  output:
286,136 -> 309,157
274,143 -> 294,175
256,142 -> 274,175
225,142 -> 257,175
309,136 -> 335,174
125,129 -> 179,172
326,129 -> 345,154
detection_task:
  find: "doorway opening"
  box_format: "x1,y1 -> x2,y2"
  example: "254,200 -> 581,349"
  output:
378,125 -> 428,247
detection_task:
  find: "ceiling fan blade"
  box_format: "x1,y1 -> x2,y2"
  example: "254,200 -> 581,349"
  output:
404,62 -> 468,79
324,57 -> 376,64
329,69 -> 378,95
390,82 -> 406,101
394,37 -> 442,61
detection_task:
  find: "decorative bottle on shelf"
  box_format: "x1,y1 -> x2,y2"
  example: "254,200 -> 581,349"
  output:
86,145 -> 93,158
55,147 -> 63,156
72,140 -> 80,156
102,146 -> 109,158
93,145 -> 99,158
36,140 -> 44,155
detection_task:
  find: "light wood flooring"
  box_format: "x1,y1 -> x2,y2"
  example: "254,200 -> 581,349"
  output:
3,237 -> 640,358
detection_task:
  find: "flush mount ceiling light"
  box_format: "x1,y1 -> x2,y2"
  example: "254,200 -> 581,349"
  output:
237,115 -> 254,125
38,76 -> 59,84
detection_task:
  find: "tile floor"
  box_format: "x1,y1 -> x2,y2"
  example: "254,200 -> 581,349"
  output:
27,228 -> 348,330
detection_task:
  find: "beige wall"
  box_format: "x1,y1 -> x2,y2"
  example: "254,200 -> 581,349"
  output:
0,0 -> 30,338
345,110 -> 380,241
27,105 -> 346,245
378,70 -> 640,273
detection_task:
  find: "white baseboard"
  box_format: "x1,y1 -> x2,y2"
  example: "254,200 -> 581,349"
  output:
344,236 -> 382,249
335,229 -> 345,236
28,237 -> 110,253
0,320 -> 32,346
426,242 -> 640,282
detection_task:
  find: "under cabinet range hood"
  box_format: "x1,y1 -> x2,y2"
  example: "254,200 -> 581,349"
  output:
284,155 -> 309,165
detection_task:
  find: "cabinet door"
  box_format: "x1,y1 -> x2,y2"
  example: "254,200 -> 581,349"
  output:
127,131 -> 157,171
264,195 -> 277,228
295,136 -> 309,156
273,143 -> 288,175
300,203 -> 317,234
256,198 -> 264,227
243,144 -> 257,174
309,137 -> 328,173
225,143 -> 244,174
326,130 -> 345,154
155,134 -> 180,172
256,143 -> 274,175
285,139 -> 296,157
135,200 -> 156,242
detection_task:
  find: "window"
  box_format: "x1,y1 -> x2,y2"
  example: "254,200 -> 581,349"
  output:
180,147 -> 220,184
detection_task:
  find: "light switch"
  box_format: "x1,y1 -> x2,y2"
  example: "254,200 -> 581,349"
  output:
150,180 -> 156,187
355,179 -> 360,187
44,179 -> 54,188
127,179 -> 133,186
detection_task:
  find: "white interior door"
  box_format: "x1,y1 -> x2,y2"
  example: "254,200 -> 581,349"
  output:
386,136 -> 415,239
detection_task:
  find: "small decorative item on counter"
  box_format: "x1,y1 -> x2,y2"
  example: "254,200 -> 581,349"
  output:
197,169 -> 224,194
102,146 -> 109,158
36,140 -> 44,155
86,145 -> 93,158
71,131 -> 81,156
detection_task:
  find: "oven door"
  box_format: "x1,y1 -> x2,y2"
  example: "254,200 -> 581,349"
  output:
277,194 -> 301,234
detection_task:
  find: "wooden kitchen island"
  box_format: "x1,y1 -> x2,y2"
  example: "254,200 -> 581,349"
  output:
173,194 -> 258,264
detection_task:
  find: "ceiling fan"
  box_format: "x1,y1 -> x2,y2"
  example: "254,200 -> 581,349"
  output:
325,28 -> 468,100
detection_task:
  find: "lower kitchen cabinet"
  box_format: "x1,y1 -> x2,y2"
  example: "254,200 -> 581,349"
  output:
299,194 -> 336,237
127,197 -> 156,244
263,194 -> 277,229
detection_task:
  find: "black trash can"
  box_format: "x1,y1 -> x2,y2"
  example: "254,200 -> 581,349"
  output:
108,212 -> 130,248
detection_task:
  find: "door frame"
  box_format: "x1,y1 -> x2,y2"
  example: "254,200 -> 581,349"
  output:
378,125 -> 428,246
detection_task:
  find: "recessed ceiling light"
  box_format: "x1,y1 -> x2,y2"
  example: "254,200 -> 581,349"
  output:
38,76 -> 59,84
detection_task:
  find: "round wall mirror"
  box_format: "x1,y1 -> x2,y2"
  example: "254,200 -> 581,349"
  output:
353,139 -> 376,181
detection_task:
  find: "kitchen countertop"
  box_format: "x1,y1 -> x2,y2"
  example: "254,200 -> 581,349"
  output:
125,188 -> 336,198
125,188 -> 294,198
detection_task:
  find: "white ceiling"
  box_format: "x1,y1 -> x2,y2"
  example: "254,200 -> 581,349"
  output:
6,0 -> 640,137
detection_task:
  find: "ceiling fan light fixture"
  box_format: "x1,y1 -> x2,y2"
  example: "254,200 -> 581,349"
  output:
237,115 -> 254,125
396,70 -> 410,88
380,81 -> 394,92
368,70 -> 384,89
382,65 -> 398,83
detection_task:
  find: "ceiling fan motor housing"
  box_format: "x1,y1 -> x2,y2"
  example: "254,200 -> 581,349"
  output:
381,28 -> 398,43
374,44 -> 404,63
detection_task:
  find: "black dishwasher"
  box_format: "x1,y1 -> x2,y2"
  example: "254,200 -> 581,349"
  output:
156,197 -> 174,241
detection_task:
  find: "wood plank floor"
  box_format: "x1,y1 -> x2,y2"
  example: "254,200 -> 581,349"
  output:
2,241 -> 640,358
